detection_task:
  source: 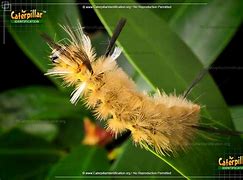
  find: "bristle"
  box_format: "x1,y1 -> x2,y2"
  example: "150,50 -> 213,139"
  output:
45,20 -> 201,155
110,47 -> 122,61
70,82 -> 87,104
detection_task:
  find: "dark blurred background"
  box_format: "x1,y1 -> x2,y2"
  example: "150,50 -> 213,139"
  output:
1,4 -> 243,106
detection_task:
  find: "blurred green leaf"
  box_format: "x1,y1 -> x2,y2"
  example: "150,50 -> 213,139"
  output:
111,140 -> 183,178
156,0 -> 243,66
90,0 -> 242,177
18,121 -> 59,142
0,86 -> 87,142
54,118 -> 86,149
0,129 -> 63,180
230,106 -> 243,133
48,145 -> 110,179
152,0 -> 187,22
91,31 -> 109,57
6,0 -> 81,89
0,86 -> 97,179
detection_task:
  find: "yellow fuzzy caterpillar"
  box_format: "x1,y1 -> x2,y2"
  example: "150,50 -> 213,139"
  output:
43,19 -> 200,155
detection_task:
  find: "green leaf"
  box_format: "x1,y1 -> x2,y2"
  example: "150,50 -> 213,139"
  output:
90,0 -> 242,176
18,121 -> 59,142
54,117 -> 86,149
48,145 -> 110,179
157,0 -> 243,66
0,86 -> 87,142
230,106 -> 243,133
0,129 -> 62,180
5,0 -> 81,89
111,141 -> 183,178
152,0 -> 187,22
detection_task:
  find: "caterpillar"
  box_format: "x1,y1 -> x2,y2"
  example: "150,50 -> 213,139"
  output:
41,18 -> 238,155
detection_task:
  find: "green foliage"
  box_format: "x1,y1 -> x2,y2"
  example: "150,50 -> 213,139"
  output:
230,106 -> 243,137
90,0 -> 243,177
0,86 -> 85,137
0,129 -> 62,180
155,0 -> 243,66
48,145 -> 110,179
111,141 -> 183,178
6,0 -> 81,90
1,0 -> 242,179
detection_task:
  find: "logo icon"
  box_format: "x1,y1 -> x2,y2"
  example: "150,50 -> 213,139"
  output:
1,1 -> 11,11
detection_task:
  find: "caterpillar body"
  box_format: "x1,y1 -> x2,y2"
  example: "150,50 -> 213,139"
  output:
43,19 -> 200,155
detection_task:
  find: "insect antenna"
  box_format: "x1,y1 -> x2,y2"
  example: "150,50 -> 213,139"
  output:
40,32 -> 62,50
105,18 -> 126,57
183,68 -> 209,98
